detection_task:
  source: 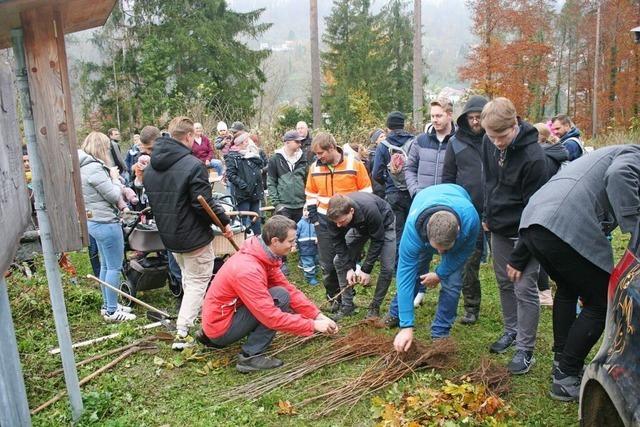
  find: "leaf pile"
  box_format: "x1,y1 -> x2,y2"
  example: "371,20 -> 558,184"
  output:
371,364 -> 514,426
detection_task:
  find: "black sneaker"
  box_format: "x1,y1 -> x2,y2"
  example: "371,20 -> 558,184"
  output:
332,305 -> 356,321
194,329 -> 216,348
459,312 -> 478,325
366,306 -> 380,319
549,369 -> 581,402
236,353 -> 284,373
508,350 -> 535,374
489,332 -> 516,354
383,315 -> 399,329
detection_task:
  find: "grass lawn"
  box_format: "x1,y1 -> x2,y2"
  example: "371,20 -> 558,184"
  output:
8,231 -> 629,426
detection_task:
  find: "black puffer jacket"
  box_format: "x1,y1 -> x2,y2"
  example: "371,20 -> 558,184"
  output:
144,136 -> 230,253
225,150 -> 264,203
442,96 -> 487,214
482,120 -> 548,238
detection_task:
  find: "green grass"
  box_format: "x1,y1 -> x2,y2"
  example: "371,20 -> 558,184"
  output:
7,231 -> 630,426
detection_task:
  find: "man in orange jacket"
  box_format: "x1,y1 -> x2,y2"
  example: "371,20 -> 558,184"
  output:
197,215 -> 338,373
305,132 -> 373,315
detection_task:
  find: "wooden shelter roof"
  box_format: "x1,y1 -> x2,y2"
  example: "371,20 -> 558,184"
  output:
0,0 -> 116,48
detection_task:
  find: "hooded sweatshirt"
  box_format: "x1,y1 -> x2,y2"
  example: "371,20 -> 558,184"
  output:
558,127 -> 584,161
143,136 -> 230,253
482,119 -> 548,238
267,147 -> 308,209
202,236 -> 320,339
371,129 -> 415,193
442,96 -> 488,214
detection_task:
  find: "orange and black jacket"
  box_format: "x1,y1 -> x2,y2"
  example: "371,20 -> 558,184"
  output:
304,147 -> 372,223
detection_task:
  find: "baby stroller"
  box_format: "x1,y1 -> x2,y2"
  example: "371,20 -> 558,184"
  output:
209,193 -> 259,266
120,208 -> 171,305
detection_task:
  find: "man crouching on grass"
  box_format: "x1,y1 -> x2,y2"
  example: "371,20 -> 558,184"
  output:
196,215 -> 339,373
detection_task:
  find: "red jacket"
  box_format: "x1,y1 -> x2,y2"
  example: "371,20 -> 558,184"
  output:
191,135 -> 214,163
202,236 -> 319,339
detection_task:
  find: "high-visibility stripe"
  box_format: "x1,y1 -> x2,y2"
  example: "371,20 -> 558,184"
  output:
297,237 -> 318,242
360,186 -> 373,193
317,206 -> 328,215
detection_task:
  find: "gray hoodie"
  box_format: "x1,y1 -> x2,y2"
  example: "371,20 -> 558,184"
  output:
78,150 -> 121,223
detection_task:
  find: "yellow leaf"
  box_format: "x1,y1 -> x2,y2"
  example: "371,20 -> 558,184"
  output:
276,400 -> 297,416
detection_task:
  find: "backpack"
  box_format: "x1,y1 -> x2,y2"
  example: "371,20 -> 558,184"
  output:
380,136 -> 416,192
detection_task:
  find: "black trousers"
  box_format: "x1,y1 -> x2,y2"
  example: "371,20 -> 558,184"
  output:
521,225 -> 609,376
386,190 -> 412,263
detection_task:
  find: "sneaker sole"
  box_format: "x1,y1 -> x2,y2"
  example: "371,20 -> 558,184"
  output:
548,390 -> 578,402
235,363 -> 282,373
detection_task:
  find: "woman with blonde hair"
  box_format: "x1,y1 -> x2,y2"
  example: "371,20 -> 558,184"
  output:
79,131 -> 136,322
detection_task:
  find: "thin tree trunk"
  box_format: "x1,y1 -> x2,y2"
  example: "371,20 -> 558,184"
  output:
592,0 -> 601,136
412,0 -> 423,130
310,0 -> 322,129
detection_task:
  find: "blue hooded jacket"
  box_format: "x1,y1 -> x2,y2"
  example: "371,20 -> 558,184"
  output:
371,129 -> 414,193
296,216 -> 318,257
558,127 -> 583,161
396,184 -> 480,328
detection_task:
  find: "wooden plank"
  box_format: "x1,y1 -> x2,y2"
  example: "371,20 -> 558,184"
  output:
21,5 -> 84,252
0,57 -> 32,275
0,0 -> 116,49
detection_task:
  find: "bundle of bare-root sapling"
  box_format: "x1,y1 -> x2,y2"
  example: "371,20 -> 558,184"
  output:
300,338 -> 457,418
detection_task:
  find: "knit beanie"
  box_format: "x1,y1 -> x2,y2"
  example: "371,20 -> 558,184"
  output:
386,111 -> 405,130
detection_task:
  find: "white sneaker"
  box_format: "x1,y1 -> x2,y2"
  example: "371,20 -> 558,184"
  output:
103,309 -> 137,323
100,304 -> 133,316
539,289 -> 554,306
413,292 -> 425,308
171,329 -> 195,351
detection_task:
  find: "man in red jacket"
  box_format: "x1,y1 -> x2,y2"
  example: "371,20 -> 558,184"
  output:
197,215 -> 338,372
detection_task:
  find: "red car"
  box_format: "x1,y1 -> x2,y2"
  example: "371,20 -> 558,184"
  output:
580,226 -> 640,426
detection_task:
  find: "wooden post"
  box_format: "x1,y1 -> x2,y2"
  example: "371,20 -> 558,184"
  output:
12,25 -> 84,422
20,5 -> 87,252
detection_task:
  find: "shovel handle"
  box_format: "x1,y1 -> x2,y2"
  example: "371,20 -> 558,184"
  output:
86,275 -> 172,319
197,195 -> 240,251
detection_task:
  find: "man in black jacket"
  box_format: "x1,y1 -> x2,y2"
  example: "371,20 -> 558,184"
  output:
442,95 -> 488,325
326,192 -> 396,319
144,116 -> 233,351
481,98 -> 548,375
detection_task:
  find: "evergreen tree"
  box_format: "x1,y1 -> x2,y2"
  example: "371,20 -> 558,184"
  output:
379,0 -> 415,114
82,0 -> 271,134
322,0 -> 382,129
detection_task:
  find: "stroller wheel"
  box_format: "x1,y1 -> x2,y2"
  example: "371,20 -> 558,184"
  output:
119,280 -> 136,307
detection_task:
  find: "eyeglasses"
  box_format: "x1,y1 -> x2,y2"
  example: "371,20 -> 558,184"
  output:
468,115 -> 481,123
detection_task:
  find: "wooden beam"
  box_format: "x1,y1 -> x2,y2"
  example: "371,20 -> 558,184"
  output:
20,5 -> 87,252
0,0 -> 116,49
0,57 -> 31,275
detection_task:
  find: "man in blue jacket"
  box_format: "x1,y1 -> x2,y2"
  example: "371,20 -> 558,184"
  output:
551,114 -> 584,161
393,184 -> 480,352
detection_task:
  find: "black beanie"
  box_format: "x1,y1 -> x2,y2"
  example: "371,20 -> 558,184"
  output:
386,111 -> 405,130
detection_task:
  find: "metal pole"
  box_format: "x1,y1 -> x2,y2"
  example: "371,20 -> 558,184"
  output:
11,28 -> 84,422
592,1 -> 601,137
0,278 -> 32,426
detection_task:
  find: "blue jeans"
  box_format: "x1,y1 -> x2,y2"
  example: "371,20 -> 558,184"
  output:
387,250 -> 432,318
207,159 -> 224,176
299,254 -> 318,282
237,199 -> 261,236
167,250 -> 182,283
430,267 -> 464,338
88,221 -> 124,314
